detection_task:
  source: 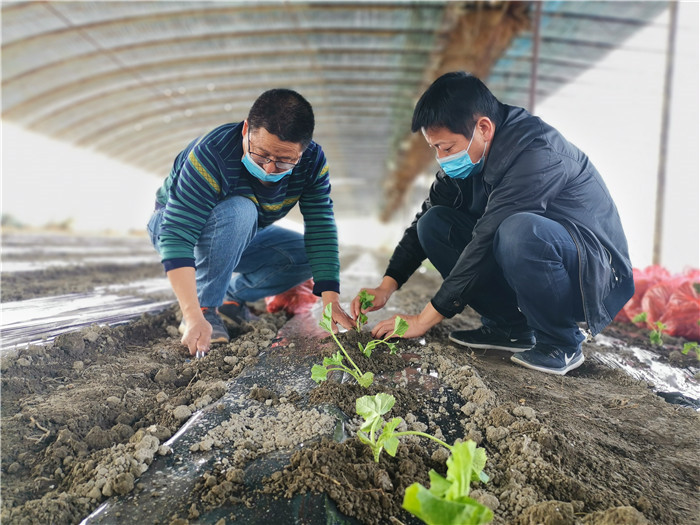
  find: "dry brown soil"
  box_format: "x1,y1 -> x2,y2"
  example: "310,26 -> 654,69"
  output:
1,263 -> 698,525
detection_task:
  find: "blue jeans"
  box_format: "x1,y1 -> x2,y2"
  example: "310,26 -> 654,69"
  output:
147,196 -> 312,308
417,207 -> 585,349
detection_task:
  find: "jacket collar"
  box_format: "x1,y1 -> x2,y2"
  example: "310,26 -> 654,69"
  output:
482,105 -> 541,186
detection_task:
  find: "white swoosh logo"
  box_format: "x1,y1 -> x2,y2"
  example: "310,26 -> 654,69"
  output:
564,353 -> 575,366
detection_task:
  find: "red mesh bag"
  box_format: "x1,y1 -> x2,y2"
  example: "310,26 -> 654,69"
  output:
659,280 -> 700,341
623,265 -> 672,325
641,276 -> 686,327
265,279 -> 318,315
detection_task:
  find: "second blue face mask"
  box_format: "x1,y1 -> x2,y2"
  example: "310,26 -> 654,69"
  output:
437,129 -> 487,180
242,152 -> 292,183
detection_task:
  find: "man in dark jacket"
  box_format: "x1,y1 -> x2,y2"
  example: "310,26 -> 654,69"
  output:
351,72 -> 633,376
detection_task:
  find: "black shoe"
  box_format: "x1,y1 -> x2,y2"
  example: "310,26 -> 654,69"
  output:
179,307 -> 230,344
218,300 -> 258,324
511,342 -> 584,375
449,325 -> 535,352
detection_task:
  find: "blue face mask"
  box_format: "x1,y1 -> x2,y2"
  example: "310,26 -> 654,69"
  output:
437,129 -> 487,180
241,151 -> 292,183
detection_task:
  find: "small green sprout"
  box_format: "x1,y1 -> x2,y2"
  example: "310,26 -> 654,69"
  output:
632,312 -> 648,324
650,321 -> 667,346
632,313 -> 667,346
356,290 -> 374,332
682,341 -> 700,360
358,316 -> 409,357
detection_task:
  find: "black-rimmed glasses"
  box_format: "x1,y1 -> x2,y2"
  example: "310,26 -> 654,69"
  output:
248,131 -> 299,172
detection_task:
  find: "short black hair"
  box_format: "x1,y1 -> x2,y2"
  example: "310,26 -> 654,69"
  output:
247,89 -> 315,148
411,71 -> 502,137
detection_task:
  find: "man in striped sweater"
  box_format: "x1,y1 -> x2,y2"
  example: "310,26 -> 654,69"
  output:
148,89 -> 354,356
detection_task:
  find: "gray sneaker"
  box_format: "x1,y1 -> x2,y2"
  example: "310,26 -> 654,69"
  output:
178,307 -> 230,344
510,342 -> 584,375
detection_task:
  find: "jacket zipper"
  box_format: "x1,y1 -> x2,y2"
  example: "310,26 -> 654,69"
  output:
602,246 -> 619,284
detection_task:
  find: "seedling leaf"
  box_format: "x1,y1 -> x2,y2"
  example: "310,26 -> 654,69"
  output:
393,316 -> 409,337
358,290 -> 375,309
426,469 -> 452,499
357,312 -> 368,327
356,393 -> 395,427
364,340 -> 381,355
358,342 -> 370,357
682,342 -> 700,360
403,484 -> 493,525
445,441 -> 486,500
319,303 -> 334,333
357,372 -> 374,388
377,417 -> 402,459
402,440 -> 493,525
650,321 -> 667,346
632,312 -> 648,323
323,351 -> 344,367
311,364 -> 329,383
356,291 -> 375,332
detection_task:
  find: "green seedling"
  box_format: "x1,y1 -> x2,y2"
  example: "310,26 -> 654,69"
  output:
650,321 -> 667,346
632,313 -> 667,346
632,312 -> 648,324
356,290 -> 375,332
312,304 -> 374,387
355,393 -> 493,525
682,341 -> 700,360
358,316 -> 409,357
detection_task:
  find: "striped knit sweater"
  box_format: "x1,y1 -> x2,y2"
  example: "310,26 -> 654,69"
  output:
154,121 -> 340,295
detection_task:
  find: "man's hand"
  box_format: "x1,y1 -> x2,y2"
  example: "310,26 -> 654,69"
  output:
350,276 -> 399,320
371,302 -> 445,339
181,315 -> 213,356
321,291 -> 354,333
167,266 -> 211,356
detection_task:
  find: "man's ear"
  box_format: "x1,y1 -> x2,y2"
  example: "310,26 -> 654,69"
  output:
476,117 -> 495,142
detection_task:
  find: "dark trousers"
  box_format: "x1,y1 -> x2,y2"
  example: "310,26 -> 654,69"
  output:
416,206 -> 585,349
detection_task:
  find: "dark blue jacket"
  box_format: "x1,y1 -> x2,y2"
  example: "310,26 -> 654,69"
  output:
385,104 -> 634,335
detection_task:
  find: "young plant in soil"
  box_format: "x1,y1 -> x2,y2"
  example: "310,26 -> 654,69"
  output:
684,321 -> 700,360
632,312 -> 667,346
312,306 -> 409,387
356,393 -> 493,525
682,341 -> 700,360
312,303 -> 374,387
356,290 -> 374,332
358,315 -> 409,357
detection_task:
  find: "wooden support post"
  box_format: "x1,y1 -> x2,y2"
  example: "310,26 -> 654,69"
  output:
652,1 -> 678,265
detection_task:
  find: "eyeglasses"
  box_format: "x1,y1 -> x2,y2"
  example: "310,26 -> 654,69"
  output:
247,131 -> 299,172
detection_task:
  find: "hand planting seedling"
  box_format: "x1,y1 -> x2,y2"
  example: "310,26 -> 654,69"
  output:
312,303 -> 374,387
356,290 -> 374,332
358,316 -> 409,357
355,393 -> 493,525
